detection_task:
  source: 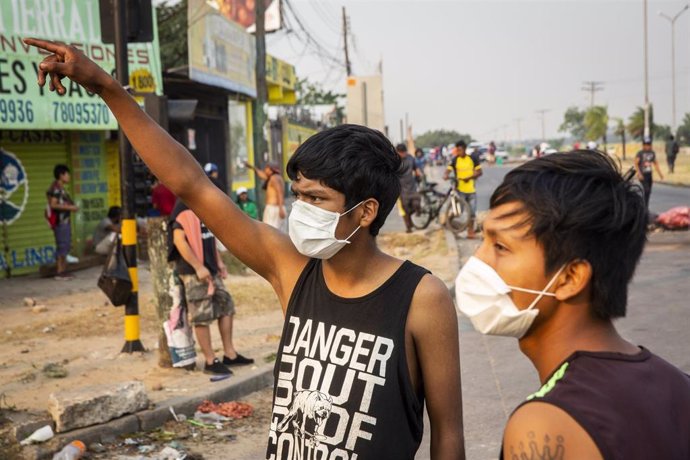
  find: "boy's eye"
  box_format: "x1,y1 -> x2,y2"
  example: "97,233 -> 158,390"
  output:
494,243 -> 508,252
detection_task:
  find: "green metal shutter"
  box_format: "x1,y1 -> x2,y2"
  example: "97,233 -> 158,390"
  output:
1,137 -> 69,278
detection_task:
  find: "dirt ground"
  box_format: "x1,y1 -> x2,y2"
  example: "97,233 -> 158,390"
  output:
0,228 -> 456,459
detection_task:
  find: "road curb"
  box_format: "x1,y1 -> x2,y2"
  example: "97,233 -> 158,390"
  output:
24,364 -> 274,459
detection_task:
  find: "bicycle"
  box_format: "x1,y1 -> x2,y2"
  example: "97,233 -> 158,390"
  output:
410,179 -> 471,232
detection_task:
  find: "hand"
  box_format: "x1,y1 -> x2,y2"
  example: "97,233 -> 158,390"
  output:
195,266 -> 211,283
637,174 -> 644,181
279,206 -> 286,219
23,38 -> 114,95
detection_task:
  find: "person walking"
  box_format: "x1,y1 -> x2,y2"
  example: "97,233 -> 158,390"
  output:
443,140 -> 482,238
665,134 -> 680,174
456,150 -> 690,459
27,40 -> 465,459
46,164 -> 78,280
396,144 -> 422,233
246,161 -> 287,232
634,136 -> 664,210
168,200 -> 254,375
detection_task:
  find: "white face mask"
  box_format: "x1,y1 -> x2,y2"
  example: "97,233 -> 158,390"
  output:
455,256 -> 565,338
288,200 -> 363,259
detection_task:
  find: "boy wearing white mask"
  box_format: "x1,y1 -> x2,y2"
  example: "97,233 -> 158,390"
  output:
26,39 -> 464,460
456,150 -> 690,459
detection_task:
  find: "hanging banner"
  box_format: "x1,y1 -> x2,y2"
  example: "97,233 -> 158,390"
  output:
0,0 -> 163,130
213,0 -> 282,33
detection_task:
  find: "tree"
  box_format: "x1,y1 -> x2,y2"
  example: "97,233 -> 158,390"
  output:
614,118 -> 627,160
295,78 -> 344,106
415,130 -> 472,148
156,0 -> 188,71
559,106 -> 586,139
584,106 -> 609,142
676,113 -> 690,146
655,124 -> 672,141
627,105 -> 659,140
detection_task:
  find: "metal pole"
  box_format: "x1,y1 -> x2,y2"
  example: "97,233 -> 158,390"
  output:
643,0 -> 650,138
659,6 -> 688,132
342,7 -> 351,76
253,0 -> 268,160
115,0 -> 144,353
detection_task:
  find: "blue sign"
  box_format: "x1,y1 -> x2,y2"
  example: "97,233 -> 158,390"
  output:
0,148 -> 28,225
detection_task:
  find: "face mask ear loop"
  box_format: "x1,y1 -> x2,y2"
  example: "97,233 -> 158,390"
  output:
525,264 -> 566,311
340,200 -> 366,217
341,225 -> 361,244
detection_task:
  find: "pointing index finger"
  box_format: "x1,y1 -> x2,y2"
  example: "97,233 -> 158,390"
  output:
23,38 -> 66,55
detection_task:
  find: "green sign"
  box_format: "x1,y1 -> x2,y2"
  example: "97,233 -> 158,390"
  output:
0,0 -> 163,130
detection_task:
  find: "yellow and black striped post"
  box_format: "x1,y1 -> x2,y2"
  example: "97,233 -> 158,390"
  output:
114,0 -> 144,353
121,219 -> 144,352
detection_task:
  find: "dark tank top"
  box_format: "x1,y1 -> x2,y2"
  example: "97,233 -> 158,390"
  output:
266,258 -> 429,460
502,347 -> 690,460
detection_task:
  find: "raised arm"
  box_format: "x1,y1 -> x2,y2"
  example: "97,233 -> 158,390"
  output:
26,39 -> 307,304
409,275 -> 465,459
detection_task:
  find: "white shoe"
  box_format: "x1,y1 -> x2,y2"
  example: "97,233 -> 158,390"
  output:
66,254 -> 79,264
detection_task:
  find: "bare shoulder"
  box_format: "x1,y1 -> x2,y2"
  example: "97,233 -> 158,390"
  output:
503,402 -> 603,460
407,273 -> 456,336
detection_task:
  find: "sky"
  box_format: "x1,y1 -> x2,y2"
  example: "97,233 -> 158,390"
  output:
265,0 -> 690,142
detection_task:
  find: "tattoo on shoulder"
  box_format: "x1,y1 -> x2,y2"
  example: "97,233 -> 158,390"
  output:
508,431 -> 565,460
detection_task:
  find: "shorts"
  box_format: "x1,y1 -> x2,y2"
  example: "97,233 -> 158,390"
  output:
400,195 -> 421,216
54,222 -> 72,257
458,192 -> 477,218
178,274 -> 235,326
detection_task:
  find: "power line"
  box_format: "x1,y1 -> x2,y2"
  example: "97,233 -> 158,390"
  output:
582,81 -> 604,107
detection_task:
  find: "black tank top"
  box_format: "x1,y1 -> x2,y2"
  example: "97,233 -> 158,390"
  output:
266,258 -> 429,460
502,348 -> 690,460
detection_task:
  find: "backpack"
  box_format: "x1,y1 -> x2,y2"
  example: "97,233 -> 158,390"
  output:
44,204 -> 58,229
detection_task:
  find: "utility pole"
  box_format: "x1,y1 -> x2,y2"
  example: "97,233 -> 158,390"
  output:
342,7 -> 351,76
536,109 -> 550,141
114,0 -> 144,353
658,5 -> 688,132
399,119 -> 403,144
643,0 -> 651,138
253,0 -> 268,162
581,81 -> 604,108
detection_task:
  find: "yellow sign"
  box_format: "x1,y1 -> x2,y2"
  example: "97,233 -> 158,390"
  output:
266,54 -> 296,105
130,69 -> 157,93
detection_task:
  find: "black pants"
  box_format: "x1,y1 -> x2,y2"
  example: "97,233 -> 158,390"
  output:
667,155 -> 676,173
641,173 -> 653,209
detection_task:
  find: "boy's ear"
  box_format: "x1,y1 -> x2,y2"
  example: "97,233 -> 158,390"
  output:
359,199 -> 379,229
555,259 -> 592,302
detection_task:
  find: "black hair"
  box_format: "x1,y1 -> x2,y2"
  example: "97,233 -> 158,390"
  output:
395,143 -> 407,153
490,150 -> 647,320
107,206 -> 121,220
456,140 -> 467,149
286,124 -> 401,237
53,164 -> 70,179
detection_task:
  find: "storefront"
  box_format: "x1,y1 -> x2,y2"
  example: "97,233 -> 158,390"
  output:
0,0 -> 162,278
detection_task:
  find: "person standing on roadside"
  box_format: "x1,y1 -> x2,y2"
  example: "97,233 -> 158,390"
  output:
456,150 -> 690,459
246,161 -> 287,232
151,178 -> 176,217
397,144 -> 422,233
235,186 -> 258,219
47,164 -> 78,280
168,200 -> 254,375
665,135 -> 680,174
444,140 -> 482,239
634,136 -> 664,210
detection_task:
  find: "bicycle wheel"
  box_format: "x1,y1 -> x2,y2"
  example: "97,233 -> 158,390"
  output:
411,194 -> 433,229
445,195 -> 470,232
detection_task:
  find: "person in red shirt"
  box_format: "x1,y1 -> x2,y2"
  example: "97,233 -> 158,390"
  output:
151,179 -> 176,216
